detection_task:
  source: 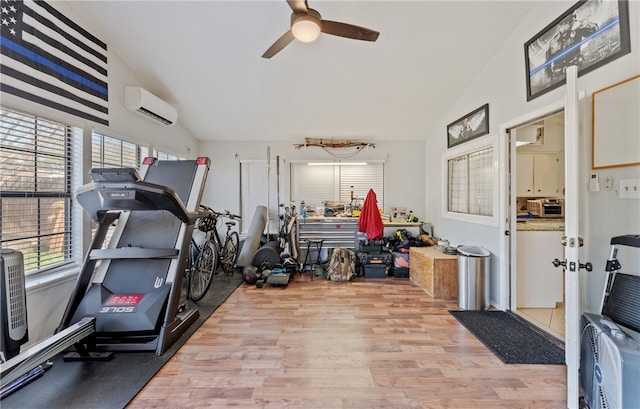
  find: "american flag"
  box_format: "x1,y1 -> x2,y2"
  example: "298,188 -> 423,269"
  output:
0,0 -> 108,125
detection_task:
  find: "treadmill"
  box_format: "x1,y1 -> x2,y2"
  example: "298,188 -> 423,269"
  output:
1,157 -> 211,393
60,157 -> 210,356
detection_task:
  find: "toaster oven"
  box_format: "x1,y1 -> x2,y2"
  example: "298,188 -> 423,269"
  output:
527,198 -> 564,218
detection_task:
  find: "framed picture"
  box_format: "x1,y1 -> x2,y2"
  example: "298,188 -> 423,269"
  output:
524,0 -> 631,101
447,104 -> 489,148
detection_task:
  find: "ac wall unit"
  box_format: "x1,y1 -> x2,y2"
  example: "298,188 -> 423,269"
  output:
580,313 -> 640,409
0,249 -> 28,363
124,86 -> 177,126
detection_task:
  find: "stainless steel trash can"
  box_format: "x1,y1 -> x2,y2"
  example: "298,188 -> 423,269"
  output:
457,245 -> 491,310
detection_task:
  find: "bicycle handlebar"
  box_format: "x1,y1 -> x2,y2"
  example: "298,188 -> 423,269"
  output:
198,205 -> 240,220
224,210 -> 241,220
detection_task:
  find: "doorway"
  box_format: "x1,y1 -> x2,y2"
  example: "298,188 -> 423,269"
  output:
510,111 -> 566,340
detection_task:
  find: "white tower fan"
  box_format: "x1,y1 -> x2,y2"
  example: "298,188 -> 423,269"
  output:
0,249 -> 29,362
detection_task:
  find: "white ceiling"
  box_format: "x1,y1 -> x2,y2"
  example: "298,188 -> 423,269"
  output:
67,1 -> 536,143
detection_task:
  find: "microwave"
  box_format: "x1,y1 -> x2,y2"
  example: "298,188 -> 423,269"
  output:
527,198 -> 564,218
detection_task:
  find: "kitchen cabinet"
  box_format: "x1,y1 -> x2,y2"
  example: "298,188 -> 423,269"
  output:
516,230 -> 564,308
517,153 -> 563,197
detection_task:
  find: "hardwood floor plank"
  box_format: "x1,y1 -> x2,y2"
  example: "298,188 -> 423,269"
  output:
128,276 -> 566,408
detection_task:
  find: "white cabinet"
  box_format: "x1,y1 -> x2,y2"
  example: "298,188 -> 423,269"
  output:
517,153 -> 563,197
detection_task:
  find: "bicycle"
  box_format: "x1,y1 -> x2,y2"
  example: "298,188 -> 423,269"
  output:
188,206 -> 241,301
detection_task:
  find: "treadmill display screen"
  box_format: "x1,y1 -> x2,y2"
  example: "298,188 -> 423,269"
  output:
97,294 -> 143,314
105,294 -> 143,306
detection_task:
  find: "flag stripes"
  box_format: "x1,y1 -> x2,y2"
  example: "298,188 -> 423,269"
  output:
0,0 -> 109,125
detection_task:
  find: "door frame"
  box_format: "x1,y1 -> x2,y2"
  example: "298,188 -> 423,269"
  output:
498,99 -> 564,311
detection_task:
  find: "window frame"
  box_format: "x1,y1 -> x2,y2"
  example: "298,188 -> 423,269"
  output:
441,134 -> 499,226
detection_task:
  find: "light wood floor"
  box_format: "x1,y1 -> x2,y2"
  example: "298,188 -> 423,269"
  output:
129,275 -> 567,409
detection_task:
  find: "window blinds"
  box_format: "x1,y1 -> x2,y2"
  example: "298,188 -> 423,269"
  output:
1,106 -> 77,274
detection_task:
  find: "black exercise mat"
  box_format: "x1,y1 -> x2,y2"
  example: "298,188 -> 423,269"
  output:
449,309 -> 565,365
2,272 -> 244,409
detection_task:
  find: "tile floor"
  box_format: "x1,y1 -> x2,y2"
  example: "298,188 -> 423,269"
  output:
517,302 -> 565,339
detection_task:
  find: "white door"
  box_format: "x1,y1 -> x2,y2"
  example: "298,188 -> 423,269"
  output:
562,66 -> 588,409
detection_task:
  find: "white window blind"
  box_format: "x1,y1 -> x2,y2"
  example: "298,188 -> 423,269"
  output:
92,133 -> 142,169
91,133 -> 145,245
290,162 -> 384,210
152,149 -> 183,161
339,164 -> 384,210
1,106 -> 78,275
447,146 -> 493,216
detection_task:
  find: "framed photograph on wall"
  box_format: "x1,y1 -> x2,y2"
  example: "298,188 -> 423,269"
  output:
447,104 -> 489,148
524,0 -> 631,101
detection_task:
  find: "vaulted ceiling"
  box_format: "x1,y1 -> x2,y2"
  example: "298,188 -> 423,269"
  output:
67,1 -> 536,143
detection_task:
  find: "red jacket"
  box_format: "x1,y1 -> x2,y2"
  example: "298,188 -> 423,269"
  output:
358,189 -> 384,240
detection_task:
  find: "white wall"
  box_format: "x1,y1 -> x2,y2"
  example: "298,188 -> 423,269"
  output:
424,1 -> 640,311
197,140 -> 426,224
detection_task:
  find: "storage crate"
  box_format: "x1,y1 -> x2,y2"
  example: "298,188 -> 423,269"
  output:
360,245 -> 382,253
364,264 -> 388,278
393,252 -> 410,268
393,267 -> 409,279
358,252 -> 393,265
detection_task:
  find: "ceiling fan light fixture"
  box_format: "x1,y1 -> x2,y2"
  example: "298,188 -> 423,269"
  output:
291,15 -> 321,42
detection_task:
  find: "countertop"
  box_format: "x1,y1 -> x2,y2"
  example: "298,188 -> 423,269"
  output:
516,218 -> 564,231
297,216 -> 421,227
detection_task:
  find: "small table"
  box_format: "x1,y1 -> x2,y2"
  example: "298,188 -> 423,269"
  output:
300,237 -> 324,280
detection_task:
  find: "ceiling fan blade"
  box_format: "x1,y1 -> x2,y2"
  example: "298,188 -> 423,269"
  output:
287,0 -> 308,14
262,30 -> 295,59
321,20 -> 380,42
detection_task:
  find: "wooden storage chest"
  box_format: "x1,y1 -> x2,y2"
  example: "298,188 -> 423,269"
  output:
409,247 -> 458,299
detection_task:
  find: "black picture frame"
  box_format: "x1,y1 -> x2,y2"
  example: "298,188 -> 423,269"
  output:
447,104 -> 489,148
524,0 -> 631,101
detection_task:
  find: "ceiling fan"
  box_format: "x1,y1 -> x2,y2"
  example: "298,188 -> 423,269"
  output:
262,0 -> 380,59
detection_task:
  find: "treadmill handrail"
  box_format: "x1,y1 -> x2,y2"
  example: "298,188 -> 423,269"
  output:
75,180 -> 198,224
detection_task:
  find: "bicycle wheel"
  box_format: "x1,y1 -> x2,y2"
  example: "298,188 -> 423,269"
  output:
220,231 -> 240,275
189,241 -> 218,301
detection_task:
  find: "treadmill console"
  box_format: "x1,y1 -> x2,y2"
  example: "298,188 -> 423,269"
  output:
90,168 -> 141,183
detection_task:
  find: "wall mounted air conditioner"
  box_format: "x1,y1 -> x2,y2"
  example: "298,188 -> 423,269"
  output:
580,313 -> 640,409
124,86 -> 177,126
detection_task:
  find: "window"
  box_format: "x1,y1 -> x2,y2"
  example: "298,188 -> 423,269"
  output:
443,137 -> 498,226
92,133 -> 144,169
1,106 -> 78,275
152,149 -> 182,161
290,162 -> 384,211
448,147 -> 493,215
